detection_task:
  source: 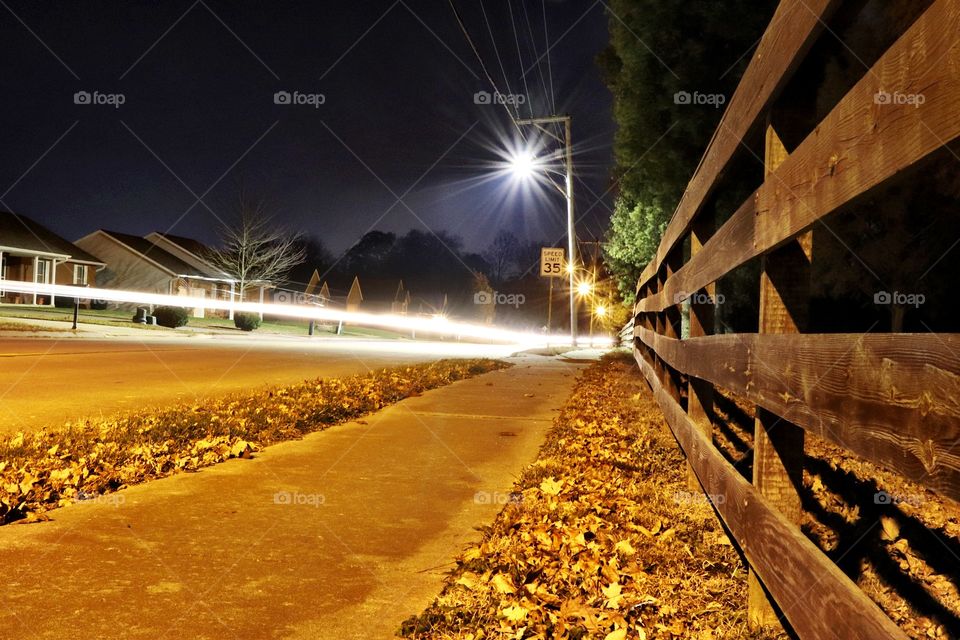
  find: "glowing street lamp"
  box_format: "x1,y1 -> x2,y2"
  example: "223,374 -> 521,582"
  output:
594,304 -> 607,318
576,281 -> 593,297
509,115 -> 578,345
508,150 -> 538,181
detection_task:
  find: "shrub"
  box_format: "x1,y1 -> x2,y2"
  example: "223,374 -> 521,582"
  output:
153,306 -> 190,328
234,312 -> 261,331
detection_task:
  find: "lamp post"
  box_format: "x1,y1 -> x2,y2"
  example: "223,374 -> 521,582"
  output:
512,115 -> 577,345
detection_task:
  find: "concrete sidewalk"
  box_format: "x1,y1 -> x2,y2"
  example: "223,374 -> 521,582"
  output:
0,354 -> 587,639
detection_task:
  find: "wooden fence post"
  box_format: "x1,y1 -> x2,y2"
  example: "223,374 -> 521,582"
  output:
687,214 -> 715,490
748,120 -> 811,630
663,249 -> 684,404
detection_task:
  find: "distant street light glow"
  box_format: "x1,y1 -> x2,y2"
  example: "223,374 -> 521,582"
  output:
576,281 -> 593,297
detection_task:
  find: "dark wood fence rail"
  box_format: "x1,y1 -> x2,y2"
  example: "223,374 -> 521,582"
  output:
631,0 -> 960,636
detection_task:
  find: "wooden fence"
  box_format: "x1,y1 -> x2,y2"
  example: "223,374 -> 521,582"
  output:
631,0 -> 960,637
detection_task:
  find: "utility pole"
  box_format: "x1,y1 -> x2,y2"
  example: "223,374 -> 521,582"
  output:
581,239 -> 602,344
516,115 -> 577,345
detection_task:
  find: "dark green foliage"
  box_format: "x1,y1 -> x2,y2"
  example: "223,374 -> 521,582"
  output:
153,305 -> 190,328
598,0 -> 778,303
234,312 -> 262,331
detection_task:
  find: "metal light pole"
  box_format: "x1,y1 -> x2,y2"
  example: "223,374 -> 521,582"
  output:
516,115 -> 577,345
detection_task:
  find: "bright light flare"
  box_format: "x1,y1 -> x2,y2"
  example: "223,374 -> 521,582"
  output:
576,281 -> 593,297
508,150 -> 538,180
595,305 -> 607,317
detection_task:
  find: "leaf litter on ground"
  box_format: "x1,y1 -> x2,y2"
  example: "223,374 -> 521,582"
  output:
0,358 -> 508,525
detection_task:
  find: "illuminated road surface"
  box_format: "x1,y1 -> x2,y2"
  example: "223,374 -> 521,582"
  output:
0,336 -> 522,433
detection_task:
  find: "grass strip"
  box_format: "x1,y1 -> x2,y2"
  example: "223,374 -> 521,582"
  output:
0,358 -> 508,525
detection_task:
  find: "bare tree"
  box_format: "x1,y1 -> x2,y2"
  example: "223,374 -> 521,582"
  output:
483,230 -> 520,284
205,191 -> 306,300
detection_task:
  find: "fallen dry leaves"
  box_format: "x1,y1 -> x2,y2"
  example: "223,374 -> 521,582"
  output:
401,354 -> 763,639
0,358 -> 507,525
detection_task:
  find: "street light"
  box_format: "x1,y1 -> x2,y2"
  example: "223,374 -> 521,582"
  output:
510,115 -> 578,345
576,281 -> 593,297
508,150 -> 538,181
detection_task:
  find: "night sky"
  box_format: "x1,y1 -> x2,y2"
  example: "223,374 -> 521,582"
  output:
0,0 -> 613,260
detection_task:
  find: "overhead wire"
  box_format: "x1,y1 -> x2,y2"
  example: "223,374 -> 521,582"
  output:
446,0 -> 526,137
541,0 -> 559,135
520,0 -> 552,119
478,0 -> 521,122
506,0 -> 534,119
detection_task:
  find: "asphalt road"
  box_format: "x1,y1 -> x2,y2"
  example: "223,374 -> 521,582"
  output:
0,336 -> 520,433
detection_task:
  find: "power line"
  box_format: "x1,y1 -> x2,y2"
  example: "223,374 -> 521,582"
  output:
478,0 -> 519,120
541,0 -> 557,116
446,0 -> 525,136
506,0 -> 533,119
520,0 -> 552,117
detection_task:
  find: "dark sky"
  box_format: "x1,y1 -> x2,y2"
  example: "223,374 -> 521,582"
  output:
0,0 -> 614,258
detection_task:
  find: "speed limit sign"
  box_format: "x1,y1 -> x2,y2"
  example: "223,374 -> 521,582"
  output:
540,247 -> 565,277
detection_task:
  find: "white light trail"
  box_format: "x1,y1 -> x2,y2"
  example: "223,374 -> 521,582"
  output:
0,280 -> 613,348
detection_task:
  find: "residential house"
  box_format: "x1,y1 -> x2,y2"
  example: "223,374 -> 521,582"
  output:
74,230 -> 233,318
144,231 -> 236,304
0,211 -> 106,305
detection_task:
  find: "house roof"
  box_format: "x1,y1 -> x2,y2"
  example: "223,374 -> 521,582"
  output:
98,230 -> 208,277
0,211 -> 106,264
150,232 -> 211,260
146,231 -> 231,279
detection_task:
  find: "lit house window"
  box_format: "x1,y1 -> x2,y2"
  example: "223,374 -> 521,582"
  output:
73,264 -> 88,285
36,259 -> 50,284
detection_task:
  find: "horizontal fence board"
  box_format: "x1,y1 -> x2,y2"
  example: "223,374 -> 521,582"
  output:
636,327 -> 960,500
633,347 -> 908,639
638,0 -> 960,312
638,0 -> 840,291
